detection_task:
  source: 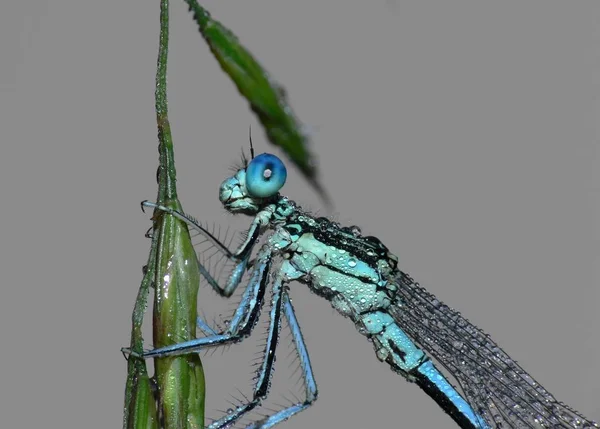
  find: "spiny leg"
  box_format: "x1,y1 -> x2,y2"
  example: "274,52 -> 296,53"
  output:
142,200 -> 267,342
196,316 -> 218,336
206,270 -> 286,428
142,200 -> 266,297
243,292 -> 318,429
140,246 -> 274,359
138,200 -> 319,427
208,273 -> 319,429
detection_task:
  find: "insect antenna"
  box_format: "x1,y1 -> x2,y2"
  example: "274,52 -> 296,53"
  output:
248,124 -> 255,159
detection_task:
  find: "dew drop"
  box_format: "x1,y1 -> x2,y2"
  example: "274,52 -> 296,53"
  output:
348,258 -> 357,267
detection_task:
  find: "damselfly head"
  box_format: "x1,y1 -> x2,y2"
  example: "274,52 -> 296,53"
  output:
219,153 -> 287,215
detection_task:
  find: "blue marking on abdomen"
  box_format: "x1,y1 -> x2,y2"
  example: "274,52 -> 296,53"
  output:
414,360 -> 489,429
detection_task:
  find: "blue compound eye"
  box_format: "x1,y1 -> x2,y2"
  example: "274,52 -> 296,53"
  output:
246,153 -> 287,198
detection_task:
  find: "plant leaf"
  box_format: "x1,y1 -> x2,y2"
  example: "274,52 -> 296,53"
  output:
184,0 -> 331,206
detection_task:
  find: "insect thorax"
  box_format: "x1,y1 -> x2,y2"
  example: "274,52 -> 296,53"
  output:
267,197 -> 401,321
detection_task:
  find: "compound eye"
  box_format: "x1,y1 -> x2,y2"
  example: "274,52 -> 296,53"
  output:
245,153 -> 287,198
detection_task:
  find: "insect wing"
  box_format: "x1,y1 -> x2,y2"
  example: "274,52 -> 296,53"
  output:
388,272 -> 598,429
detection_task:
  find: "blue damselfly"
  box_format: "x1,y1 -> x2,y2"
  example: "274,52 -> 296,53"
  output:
135,150 -> 598,429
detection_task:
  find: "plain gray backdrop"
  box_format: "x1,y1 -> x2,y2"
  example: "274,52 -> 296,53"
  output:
1,1 -> 599,428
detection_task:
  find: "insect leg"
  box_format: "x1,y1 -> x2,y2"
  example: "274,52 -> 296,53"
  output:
138,246 -> 274,359
196,316 -> 218,336
242,292 -> 318,429
142,200 -> 266,297
206,268 -> 287,429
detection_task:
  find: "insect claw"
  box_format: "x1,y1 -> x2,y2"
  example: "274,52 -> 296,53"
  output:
120,348 -> 129,360
120,347 -> 143,360
121,347 -> 135,360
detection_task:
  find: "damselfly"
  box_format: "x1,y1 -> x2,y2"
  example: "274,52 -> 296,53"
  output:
137,150 -> 598,429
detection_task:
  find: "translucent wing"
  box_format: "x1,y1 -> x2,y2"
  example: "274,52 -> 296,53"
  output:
388,271 -> 598,429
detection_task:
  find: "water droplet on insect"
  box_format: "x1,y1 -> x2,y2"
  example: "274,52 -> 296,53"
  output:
350,225 -> 362,236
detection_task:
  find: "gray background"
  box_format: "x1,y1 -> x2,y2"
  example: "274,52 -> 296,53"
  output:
1,1 -> 599,428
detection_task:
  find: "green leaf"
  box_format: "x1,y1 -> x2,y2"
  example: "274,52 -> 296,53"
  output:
151,198 -> 205,429
123,247 -> 159,429
123,0 -> 205,428
184,0 -> 331,206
